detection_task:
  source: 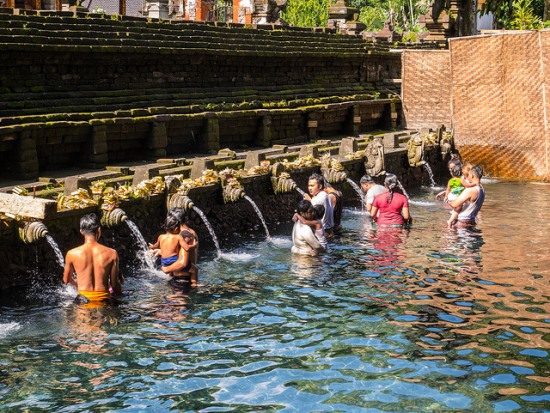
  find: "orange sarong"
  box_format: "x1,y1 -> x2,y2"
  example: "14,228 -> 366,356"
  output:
78,290 -> 110,302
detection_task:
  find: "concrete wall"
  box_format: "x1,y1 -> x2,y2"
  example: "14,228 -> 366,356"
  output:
402,31 -> 550,181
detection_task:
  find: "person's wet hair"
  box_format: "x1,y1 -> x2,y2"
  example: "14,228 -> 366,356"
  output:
164,215 -> 180,232
168,208 -> 185,226
450,164 -> 462,178
308,173 -> 325,189
384,173 -> 399,203
313,204 -> 325,220
180,229 -> 195,239
80,213 -> 100,235
470,165 -> 483,179
360,175 -> 374,185
297,199 -> 312,214
447,158 -> 462,170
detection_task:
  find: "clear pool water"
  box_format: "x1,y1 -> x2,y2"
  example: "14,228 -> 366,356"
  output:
1,181 -> 549,412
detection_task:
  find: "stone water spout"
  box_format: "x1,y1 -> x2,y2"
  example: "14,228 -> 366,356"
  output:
100,208 -> 128,228
321,157 -> 347,184
439,130 -> 453,160
364,138 -> 386,176
221,178 -> 246,204
167,194 -> 194,211
406,133 -> 426,167
19,221 -> 49,244
270,162 -> 298,194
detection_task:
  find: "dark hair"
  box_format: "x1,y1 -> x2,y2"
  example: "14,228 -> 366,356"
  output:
360,175 -> 374,185
80,213 -> 100,235
168,207 -> 185,225
312,204 -> 325,220
447,158 -> 462,169
470,165 -> 483,179
308,173 -> 325,189
297,199 -> 312,214
450,164 -> 462,178
384,173 -> 399,203
164,215 -> 180,232
180,229 -> 195,239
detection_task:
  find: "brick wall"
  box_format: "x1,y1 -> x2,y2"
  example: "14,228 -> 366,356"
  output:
402,32 -> 550,181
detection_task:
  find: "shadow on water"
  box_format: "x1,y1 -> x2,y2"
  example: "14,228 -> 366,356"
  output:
0,182 -> 549,412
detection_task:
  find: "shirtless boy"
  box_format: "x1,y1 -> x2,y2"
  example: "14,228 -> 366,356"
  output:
149,215 -> 198,284
62,213 -> 121,304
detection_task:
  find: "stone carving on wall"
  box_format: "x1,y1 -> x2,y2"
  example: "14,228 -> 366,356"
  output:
406,133 -> 427,167
265,0 -> 287,23
364,138 -> 385,176
439,131 -> 453,159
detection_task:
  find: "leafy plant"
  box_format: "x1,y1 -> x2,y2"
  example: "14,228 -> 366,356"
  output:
507,0 -> 542,29
281,0 -> 331,27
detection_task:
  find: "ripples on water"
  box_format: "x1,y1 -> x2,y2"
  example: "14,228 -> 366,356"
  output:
1,182 -> 549,412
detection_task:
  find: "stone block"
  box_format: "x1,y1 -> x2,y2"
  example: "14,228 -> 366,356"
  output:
244,151 -> 267,169
190,158 -> 215,179
64,176 -> 91,195
383,133 -> 399,148
133,166 -> 160,185
299,145 -> 319,158
339,137 -> 358,155
0,193 -> 57,220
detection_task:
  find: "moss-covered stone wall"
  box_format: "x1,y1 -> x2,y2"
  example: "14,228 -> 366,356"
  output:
0,10 -> 403,180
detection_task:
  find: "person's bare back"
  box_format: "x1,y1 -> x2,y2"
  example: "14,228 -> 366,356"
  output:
63,213 -> 121,301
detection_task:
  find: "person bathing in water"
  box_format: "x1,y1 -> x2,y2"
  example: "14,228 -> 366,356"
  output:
436,161 -> 475,227
149,215 -> 198,286
62,213 -> 122,305
449,165 -> 485,228
293,203 -> 328,252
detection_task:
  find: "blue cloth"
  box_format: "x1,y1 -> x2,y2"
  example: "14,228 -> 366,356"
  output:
161,255 -> 179,266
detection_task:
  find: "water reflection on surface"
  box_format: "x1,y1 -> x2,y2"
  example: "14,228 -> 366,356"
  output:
0,182 -> 549,412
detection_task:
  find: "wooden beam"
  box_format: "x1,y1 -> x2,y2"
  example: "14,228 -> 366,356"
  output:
119,0 -> 125,15
0,193 -> 57,220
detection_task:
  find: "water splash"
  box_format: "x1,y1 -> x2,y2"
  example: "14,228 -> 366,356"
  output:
0,322 -> 21,338
125,220 -> 156,270
346,178 -> 365,207
396,179 -> 410,200
192,206 -> 221,258
45,234 -> 65,268
244,195 -> 271,240
423,163 -> 437,187
295,187 -> 306,197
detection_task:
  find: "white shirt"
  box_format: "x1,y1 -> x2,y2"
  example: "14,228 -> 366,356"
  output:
311,190 -> 334,230
291,221 -> 323,255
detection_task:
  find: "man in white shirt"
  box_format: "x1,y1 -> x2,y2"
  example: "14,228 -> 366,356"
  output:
360,175 -> 387,215
304,173 -> 334,239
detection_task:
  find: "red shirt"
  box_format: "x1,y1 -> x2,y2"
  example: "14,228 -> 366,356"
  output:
372,192 -> 409,225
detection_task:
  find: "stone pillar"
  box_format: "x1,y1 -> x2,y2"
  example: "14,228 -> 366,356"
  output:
256,114 -> 272,148
347,105 -> 361,135
202,115 -> 220,152
307,113 -> 318,140
147,121 -> 168,159
7,130 -> 39,180
143,0 -> 169,19
87,124 -> 108,168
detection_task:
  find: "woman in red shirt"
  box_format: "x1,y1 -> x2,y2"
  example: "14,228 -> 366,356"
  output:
371,174 -> 411,226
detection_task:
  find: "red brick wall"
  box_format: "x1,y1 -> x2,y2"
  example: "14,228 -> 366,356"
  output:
403,32 -> 550,181
402,50 -> 452,130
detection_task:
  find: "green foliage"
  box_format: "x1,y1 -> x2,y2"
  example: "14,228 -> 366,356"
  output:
358,0 -> 429,33
508,0 -> 543,28
281,0 -> 330,27
480,0 -> 544,28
